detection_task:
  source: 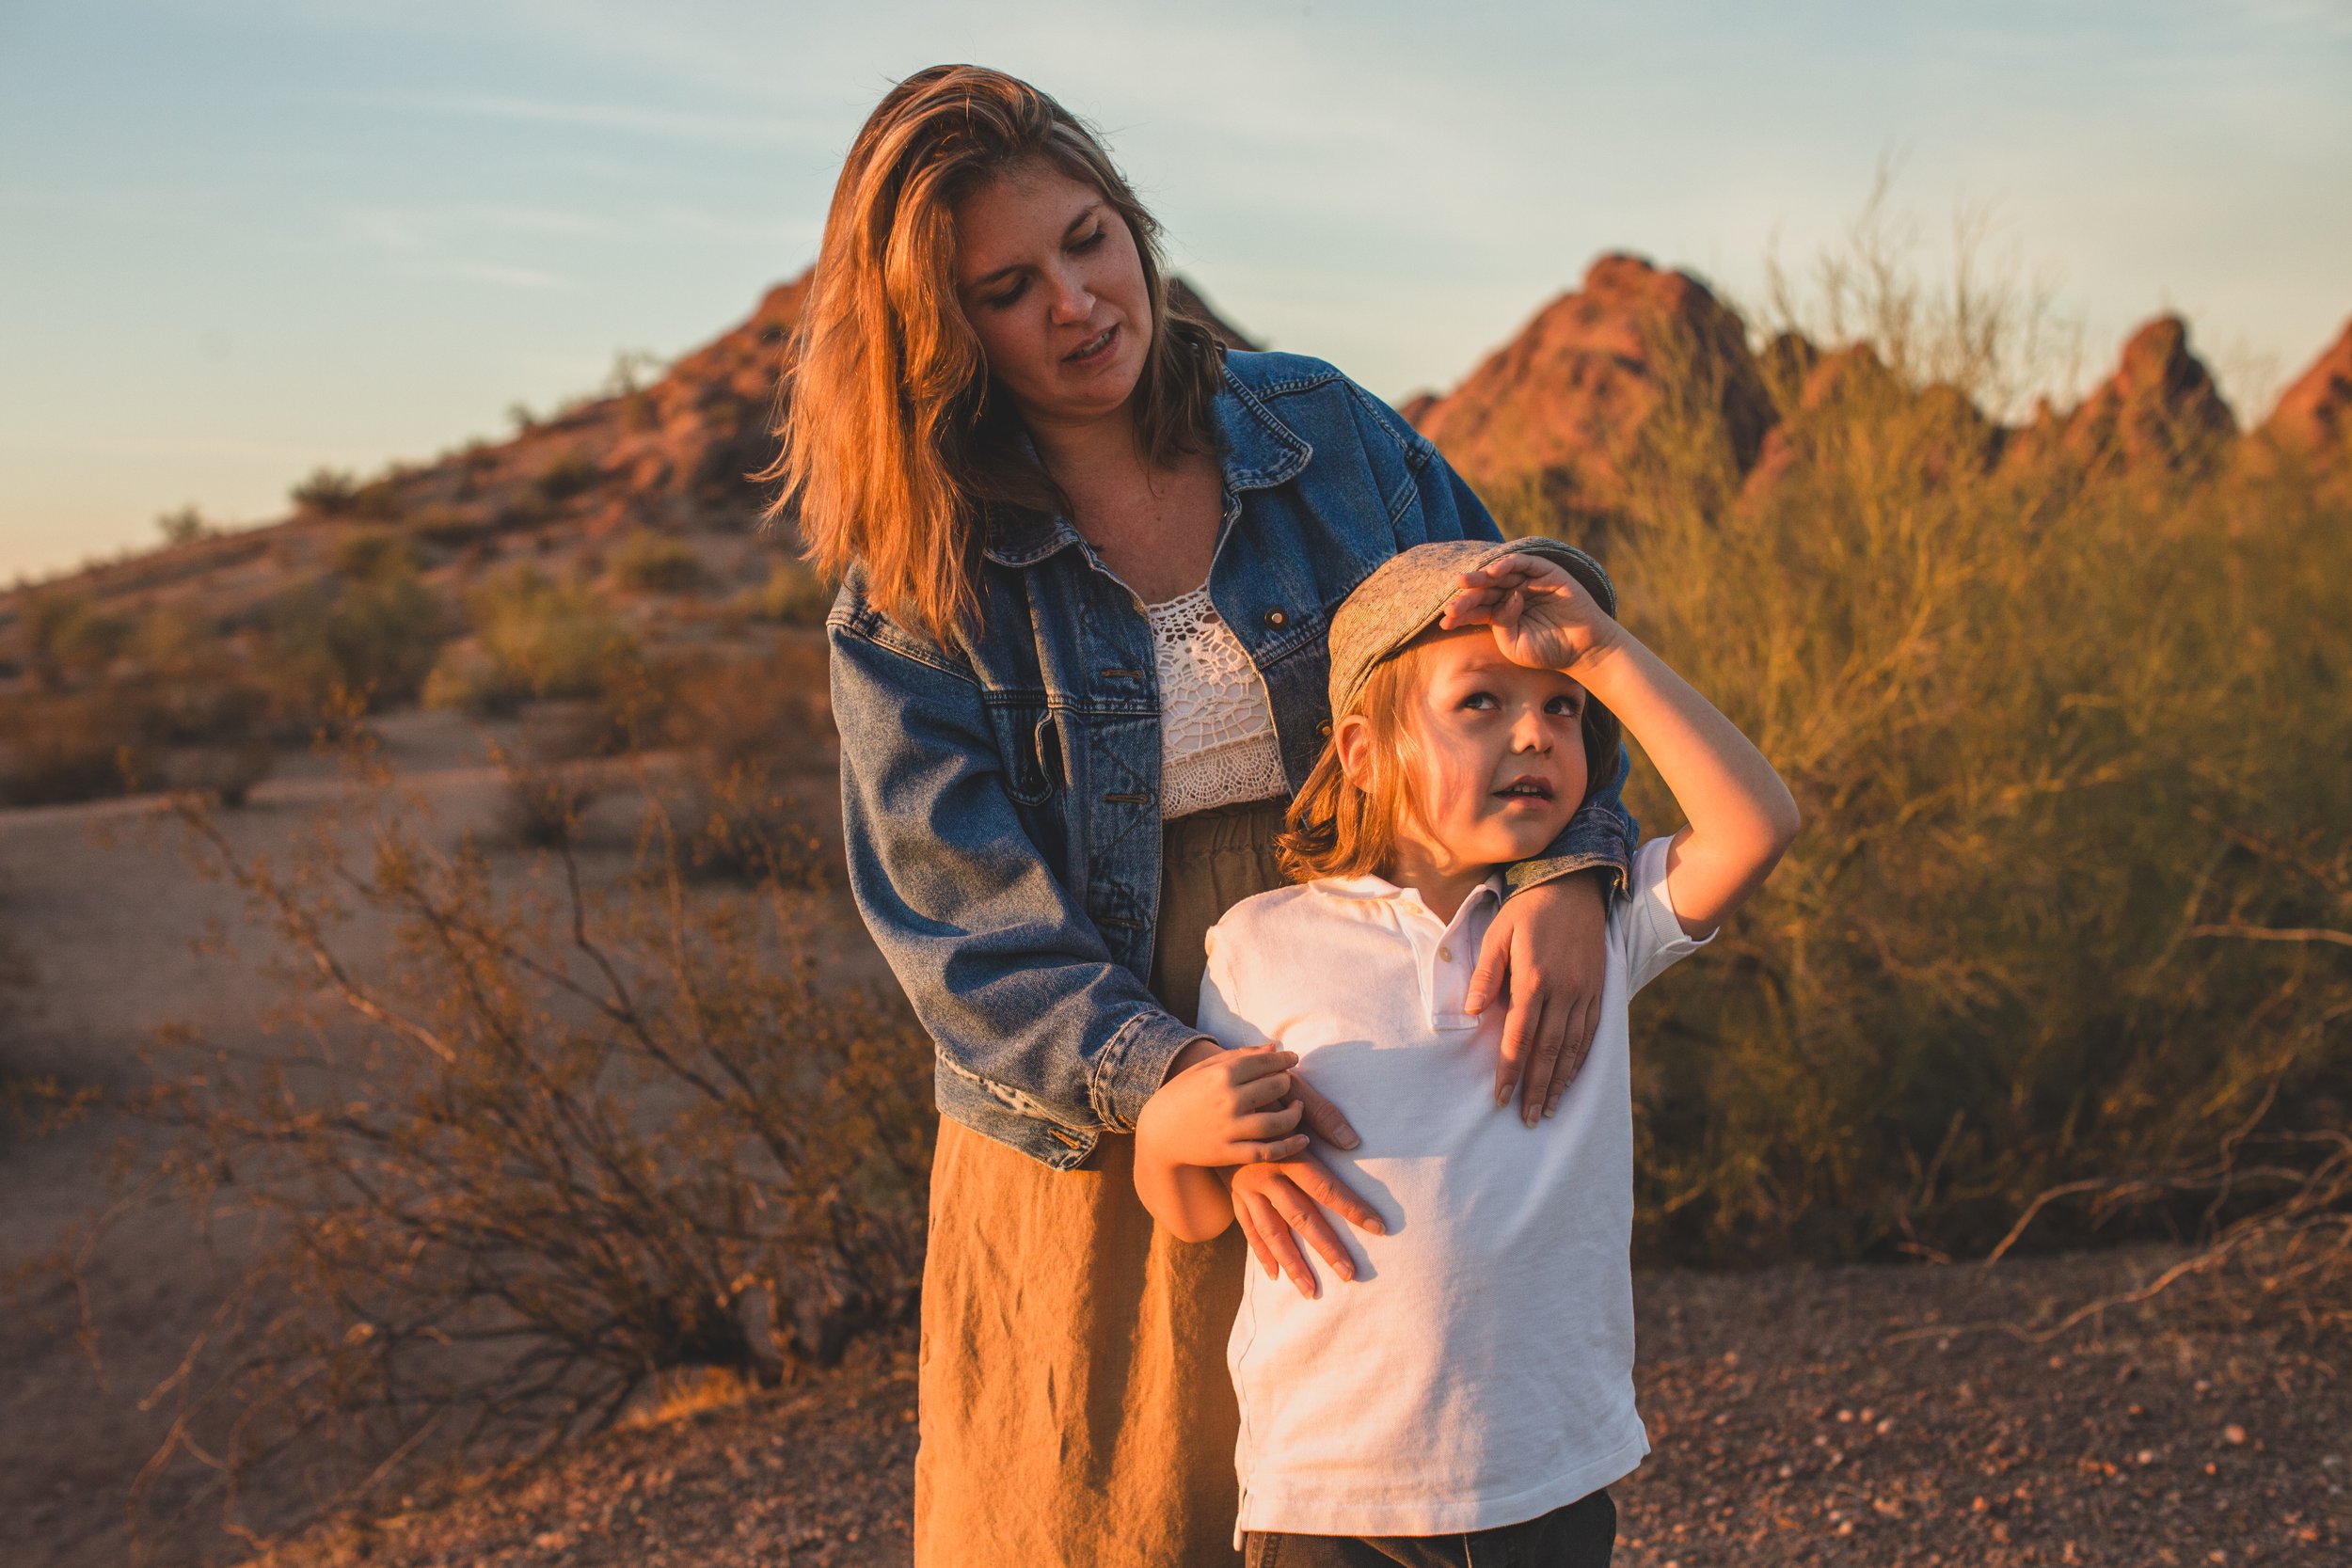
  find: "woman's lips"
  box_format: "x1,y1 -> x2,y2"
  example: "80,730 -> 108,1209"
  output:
1064,324 -> 1119,368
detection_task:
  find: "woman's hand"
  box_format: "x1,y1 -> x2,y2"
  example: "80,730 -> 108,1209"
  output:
1136,1044 -> 1311,1168
1230,1149 -> 1387,1299
1467,870 -> 1610,1125
1439,553 -> 1622,673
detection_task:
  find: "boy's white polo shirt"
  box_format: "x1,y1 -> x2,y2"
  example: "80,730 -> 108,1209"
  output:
1198,837 -> 1708,1542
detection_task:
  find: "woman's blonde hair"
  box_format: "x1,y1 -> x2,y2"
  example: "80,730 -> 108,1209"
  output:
761,64 -> 1229,644
1278,634 -> 1625,883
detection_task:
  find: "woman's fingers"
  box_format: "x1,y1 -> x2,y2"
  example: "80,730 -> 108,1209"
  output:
1515,988 -> 1565,1127
1283,1155 -> 1388,1237
1492,927 -> 1541,1108
1263,1177 -> 1356,1285
1544,992 -> 1601,1117
1287,1070 -> 1360,1149
1239,1187 -> 1318,1297
1233,1201 -> 1279,1281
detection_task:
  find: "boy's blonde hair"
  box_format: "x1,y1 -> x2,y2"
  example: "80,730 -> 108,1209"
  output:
1276,631 -> 1624,883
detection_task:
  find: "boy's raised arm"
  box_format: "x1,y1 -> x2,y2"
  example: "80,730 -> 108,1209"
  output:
1443,555 -> 1800,938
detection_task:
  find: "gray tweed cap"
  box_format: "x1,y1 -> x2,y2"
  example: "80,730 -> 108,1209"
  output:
1327,537 -> 1616,720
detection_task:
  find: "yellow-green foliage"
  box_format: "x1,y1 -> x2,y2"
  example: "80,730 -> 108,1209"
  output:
270,531 -> 448,713
1534,302 -> 2352,1264
751,556 -> 834,626
606,528 -> 707,594
424,562 -> 637,714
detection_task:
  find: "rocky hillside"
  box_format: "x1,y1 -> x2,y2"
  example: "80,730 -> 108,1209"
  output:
1401,253 -> 2352,527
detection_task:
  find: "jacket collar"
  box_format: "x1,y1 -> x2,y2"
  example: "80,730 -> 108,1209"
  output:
979,364 -> 1314,568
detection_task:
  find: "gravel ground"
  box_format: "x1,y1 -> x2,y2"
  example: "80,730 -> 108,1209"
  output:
235,1246 -> 2345,1568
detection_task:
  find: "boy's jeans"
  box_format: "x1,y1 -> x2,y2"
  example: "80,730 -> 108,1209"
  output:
1242,1488 -> 1616,1568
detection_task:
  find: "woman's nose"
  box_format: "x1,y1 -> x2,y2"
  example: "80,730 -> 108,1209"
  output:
1045,263 -> 1093,325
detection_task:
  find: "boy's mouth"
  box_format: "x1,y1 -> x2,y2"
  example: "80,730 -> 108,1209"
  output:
1492,775 -> 1555,801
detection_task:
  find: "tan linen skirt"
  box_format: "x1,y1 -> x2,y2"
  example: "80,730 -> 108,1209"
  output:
914,796 -> 1292,1568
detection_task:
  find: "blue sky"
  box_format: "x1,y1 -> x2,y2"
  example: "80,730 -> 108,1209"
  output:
3,0 -> 2347,582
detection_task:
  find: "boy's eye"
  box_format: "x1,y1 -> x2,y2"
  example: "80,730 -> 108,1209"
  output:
1546,694 -> 1583,718
1459,691 -> 1499,711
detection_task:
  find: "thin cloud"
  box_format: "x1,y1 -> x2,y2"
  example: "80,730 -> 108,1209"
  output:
427,260 -> 576,291
347,87 -> 835,148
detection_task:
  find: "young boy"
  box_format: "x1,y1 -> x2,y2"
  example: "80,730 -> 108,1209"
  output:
1135,538 -> 1800,1564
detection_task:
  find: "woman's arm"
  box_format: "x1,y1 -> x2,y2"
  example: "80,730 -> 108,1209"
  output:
831,615 -> 1206,1147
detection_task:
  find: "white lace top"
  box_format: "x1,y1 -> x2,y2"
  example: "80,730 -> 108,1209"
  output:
1148,585 -> 1290,819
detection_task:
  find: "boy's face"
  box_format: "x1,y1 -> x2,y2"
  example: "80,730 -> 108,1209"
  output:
1347,625 -> 1590,872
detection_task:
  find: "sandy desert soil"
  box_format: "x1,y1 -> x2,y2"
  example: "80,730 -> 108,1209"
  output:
235,1249 -> 2345,1568
0,710 -> 879,1568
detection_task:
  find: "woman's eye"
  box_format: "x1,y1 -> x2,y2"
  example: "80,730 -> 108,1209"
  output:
986,279 -> 1028,309
1073,227 -> 1107,252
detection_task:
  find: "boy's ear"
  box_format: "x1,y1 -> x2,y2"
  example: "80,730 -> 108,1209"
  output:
1333,713 -> 1375,788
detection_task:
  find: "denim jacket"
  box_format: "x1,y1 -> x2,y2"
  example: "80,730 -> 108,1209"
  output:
827,350 -> 1636,1169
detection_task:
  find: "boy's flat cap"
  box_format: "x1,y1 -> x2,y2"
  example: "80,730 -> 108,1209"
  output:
1327,538 -> 1616,720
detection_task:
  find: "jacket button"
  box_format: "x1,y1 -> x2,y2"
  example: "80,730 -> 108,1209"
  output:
1263,609 -> 1288,628
1316,719 -> 1332,738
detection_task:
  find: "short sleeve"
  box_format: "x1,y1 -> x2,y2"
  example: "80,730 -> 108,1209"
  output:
1195,921 -> 1273,1052
1615,837 -> 1714,996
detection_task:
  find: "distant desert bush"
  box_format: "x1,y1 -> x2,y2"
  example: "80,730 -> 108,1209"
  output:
606,528 -> 708,594
749,555 -> 834,626
267,528 -> 449,714
1505,229 -> 2352,1276
0,599 -> 278,805
95,729 -> 929,1534
421,562 -> 638,715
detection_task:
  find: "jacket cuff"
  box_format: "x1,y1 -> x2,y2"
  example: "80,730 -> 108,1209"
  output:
1503,804 -> 1634,900
1089,1006 -> 1207,1132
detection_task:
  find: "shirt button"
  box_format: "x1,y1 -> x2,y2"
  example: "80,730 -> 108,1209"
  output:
1316,719 -> 1332,738
1438,945 -> 1454,963
1263,609 -> 1288,628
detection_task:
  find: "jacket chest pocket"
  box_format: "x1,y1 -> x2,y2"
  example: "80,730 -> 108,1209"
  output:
985,699 -> 1064,807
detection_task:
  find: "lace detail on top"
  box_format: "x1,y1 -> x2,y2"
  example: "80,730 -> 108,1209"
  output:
1149,586 -> 1290,820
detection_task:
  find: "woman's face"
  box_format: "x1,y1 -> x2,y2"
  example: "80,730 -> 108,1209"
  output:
951,159 -> 1152,428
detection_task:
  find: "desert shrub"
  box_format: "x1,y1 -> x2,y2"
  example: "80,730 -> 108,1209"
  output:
751,556 -> 834,626
606,528 -> 707,594
1519,227 -> 2352,1268
290,467 -> 360,515
648,640 -> 834,776
17,589 -> 130,689
267,547 -> 449,714
533,451 -> 599,505
407,504 -> 487,547
96,739 -> 930,1534
156,505 -> 215,546
423,568 -> 641,719
328,524 -> 418,580
0,688 -> 156,804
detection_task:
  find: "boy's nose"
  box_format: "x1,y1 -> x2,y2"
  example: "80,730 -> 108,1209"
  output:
1510,708 -> 1553,752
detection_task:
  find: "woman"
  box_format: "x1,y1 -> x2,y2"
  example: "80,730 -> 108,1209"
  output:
769,65 -> 1636,1568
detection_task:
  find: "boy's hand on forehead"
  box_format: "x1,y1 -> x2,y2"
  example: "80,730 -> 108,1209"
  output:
1438,553 -> 1621,674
